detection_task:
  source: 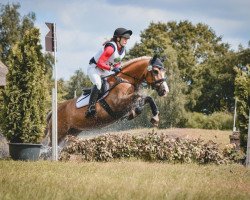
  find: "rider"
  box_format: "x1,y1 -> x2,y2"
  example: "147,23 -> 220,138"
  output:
85,27 -> 133,117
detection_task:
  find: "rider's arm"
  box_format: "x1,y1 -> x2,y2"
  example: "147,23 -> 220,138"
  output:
96,46 -> 115,70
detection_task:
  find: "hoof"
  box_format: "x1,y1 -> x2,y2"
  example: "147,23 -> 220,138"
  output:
150,114 -> 159,127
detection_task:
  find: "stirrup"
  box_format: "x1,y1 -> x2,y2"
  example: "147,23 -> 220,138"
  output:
85,105 -> 96,118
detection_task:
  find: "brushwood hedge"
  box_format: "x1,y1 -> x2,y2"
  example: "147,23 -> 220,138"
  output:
60,132 -> 245,164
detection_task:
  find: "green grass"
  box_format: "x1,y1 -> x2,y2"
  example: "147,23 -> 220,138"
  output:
0,160 -> 250,200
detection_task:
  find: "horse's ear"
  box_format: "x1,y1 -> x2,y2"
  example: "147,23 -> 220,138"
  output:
150,55 -> 157,65
161,55 -> 167,63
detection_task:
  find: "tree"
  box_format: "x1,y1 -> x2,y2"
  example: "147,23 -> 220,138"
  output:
42,52 -> 54,111
0,3 -> 20,63
165,21 -> 230,82
164,21 -> 234,113
234,47 -> 250,150
0,3 -> 36,64
57,78 -> 68,102
127,22 -> 187,128
131,21 -> 236,114
190,52 -> 237,113
1,28 -> 47,143
65,68 -> 92,99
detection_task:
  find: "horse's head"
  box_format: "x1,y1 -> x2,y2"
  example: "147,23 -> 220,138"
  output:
120,56 -> 169,96
145,56 -> 169,97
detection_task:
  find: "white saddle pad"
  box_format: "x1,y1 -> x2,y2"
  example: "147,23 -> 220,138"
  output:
76,83 -> 110,109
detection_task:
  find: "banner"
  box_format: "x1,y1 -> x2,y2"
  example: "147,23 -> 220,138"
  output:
45,22 -> 55,52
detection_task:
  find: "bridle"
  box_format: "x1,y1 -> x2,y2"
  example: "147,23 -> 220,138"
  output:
150,75 -> 167,89
103,61 -> 167,90
118,65 -> 167,90
147,64 -> 167,89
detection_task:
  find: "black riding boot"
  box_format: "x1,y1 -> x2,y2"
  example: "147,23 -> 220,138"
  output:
85,85 -> 100,118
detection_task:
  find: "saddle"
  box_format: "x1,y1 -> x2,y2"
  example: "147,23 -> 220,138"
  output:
76,76 -> 128,119
76,79 -> 109,109
82,79 -> 108,98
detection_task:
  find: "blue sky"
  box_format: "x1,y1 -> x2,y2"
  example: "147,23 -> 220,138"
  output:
1,0 -> 249,80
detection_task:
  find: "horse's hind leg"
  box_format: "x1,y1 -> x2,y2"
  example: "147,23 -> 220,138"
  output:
127,96 -> 159,126
127,107 -> 143,120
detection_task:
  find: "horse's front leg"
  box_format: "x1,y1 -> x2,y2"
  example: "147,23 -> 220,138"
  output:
144,96 -> 159,127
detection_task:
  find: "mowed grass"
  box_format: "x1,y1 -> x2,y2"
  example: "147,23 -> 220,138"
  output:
0,160 -> 250,200
0,128 -> 245,199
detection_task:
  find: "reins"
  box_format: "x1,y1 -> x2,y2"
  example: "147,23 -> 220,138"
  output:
98,73 -> 137,120
119,71 -> 141,84
102,69 -> 167,93
100,73 -> 131,96
100,58 -> 167,94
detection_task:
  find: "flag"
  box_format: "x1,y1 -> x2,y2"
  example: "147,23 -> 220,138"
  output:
45,22 -> 55,52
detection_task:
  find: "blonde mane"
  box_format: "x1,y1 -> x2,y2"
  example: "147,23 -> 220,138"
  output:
122,56 -> 151,69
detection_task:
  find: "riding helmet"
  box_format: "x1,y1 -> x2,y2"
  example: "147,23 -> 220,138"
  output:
114,28 -> 133,39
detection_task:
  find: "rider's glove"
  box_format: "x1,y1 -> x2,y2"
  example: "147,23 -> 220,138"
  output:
112,67 -> 121,73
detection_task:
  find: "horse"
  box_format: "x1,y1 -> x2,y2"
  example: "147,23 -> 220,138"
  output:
44,56 -> 169,146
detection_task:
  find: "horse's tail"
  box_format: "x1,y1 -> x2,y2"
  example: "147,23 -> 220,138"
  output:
46,111 -> 52,124
42,111 -> 52,146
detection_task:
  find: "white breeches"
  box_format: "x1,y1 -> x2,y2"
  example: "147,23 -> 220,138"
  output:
87,64 -> 114,90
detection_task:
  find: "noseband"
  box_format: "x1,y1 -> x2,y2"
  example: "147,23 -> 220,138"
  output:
148,64 -> 167,89
150,77 -> 167,89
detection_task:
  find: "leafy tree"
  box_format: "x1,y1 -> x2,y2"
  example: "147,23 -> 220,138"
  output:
57,78 -> 68,102
0,3 -> 39,133
42,52 -> 54,111
165,21 -> 230,83
20,12 -> 35,35
191,52 -> 237,113
131,21 -> 235,114
234,47 -> 250,150
0,3 -> 20,63
65,68 -> 92,99
128,22 -> 187,128
0,3 -> 36,64
1,28 -> 47,143
164,21 -> 234,113
43,52 -> 54,78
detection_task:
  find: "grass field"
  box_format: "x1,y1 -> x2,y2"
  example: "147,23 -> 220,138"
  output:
1,128 -> 249,200
0,160 -> 250,200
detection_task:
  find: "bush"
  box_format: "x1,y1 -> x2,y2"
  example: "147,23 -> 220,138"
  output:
60,131 -> 244,164
1,28 -> 47,143
185,112 -> 233,130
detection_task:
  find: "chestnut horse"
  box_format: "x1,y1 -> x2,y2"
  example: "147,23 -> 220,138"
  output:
45,56 -> 169,146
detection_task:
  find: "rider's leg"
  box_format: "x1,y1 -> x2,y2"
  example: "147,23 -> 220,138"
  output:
86,68 -> 102,117
85,85 -> 100,117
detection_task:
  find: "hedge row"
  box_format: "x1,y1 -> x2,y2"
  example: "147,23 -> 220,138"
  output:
60,132 -> 245,164
185,112 -> 233,130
